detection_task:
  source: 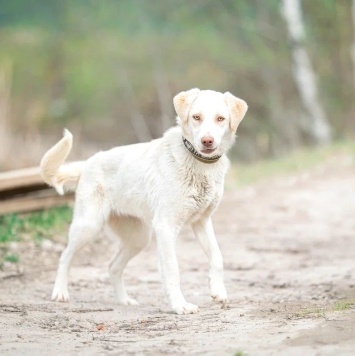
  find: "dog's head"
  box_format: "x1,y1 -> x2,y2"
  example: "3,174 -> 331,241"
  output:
173,89 -> 248,156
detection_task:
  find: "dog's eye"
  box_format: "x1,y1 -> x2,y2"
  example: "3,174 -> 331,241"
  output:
217,116 -> 225,122
192,115 -> 201,121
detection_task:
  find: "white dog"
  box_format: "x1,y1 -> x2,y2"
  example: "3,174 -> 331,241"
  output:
40,88 -> 248,314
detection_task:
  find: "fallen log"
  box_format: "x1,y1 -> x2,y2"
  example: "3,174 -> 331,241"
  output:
0,167 -> 74,215
0,191 -> 73,215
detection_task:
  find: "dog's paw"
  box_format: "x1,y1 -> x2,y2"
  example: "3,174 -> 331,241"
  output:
211,294 -> 229,304
173,302 -> 199,315
51,288 -> 70,302
210,283 -> 228,303
118,297 -> 139,306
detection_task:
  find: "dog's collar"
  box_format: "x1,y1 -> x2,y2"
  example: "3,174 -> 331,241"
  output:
182,137 -> 222,164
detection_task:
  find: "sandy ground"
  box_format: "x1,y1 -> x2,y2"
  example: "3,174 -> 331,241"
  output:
1,155 -> 355,355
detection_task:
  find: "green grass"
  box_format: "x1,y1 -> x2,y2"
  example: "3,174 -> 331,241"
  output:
228,140 -> 355,188
4,253 -> 19,263
234,352 -> 247,356
333,300 -> 355,311
0,205 -> 72,266
294,299 -> 355,319
0,205 -> 72,244
295,307 -> 326,319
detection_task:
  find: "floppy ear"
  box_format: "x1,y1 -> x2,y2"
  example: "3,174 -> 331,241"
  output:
173,88 -> 200,124
224,92 -> 248,132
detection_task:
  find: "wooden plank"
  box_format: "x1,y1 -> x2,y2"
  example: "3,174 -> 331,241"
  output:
0,167 -> 43,192
0,183 -> 49,200
0,193 -> 74,215
0,166 -> 76,215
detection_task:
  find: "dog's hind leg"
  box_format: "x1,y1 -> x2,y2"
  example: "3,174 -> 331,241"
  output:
108,215 -> 151,306
51,202 -> 106,302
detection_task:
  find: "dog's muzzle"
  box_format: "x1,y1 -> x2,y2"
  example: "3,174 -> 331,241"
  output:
182,137 -> 222,164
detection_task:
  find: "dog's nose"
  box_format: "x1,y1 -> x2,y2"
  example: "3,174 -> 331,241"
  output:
201,136 -> 214,147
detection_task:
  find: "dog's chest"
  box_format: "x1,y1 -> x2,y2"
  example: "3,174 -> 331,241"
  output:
182,171 -> 223,218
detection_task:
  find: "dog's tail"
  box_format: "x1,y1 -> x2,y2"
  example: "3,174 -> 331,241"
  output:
40,129 -> 85,195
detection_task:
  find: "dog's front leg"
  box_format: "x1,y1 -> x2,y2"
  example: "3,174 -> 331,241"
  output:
192,217 -> 228,303
154,221 -> 199,314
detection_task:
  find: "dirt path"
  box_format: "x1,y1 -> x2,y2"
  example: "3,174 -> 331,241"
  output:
1,155 -> 355,355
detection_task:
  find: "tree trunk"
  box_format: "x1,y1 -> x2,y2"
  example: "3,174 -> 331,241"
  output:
0,62 -> 12,165
153,64 -> 174,133
137,4 -> 174,134
281,0 -> 332,144
118,67 -> 153,142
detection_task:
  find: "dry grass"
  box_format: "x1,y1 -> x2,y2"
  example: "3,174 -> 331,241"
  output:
294,299 -> 355,320
227,139 -> 355,189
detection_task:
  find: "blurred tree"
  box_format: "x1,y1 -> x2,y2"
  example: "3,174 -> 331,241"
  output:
118,66 -> 153,142
281,0 -> 331,144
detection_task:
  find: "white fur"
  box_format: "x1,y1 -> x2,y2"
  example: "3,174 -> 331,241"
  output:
41,89 -> 248,314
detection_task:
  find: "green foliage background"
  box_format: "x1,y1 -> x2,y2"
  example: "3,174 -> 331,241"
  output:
0,0 -> 354,162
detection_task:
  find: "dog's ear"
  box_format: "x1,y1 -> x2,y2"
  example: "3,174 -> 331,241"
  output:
224,92 -> 248,132
173,88 -> 200,124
